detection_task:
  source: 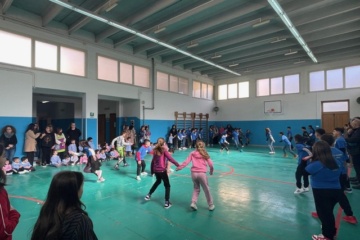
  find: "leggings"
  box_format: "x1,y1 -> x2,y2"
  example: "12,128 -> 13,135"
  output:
136,161 -> 146,176
148,171 -> 171,201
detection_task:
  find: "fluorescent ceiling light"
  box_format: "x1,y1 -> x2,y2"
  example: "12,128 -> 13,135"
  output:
252,18 -> 270,27
42,101 -> 50,103
284,49 -> 298,56
229,63 -> 239,67
211,54 -> 222,59
154,26 -> 166,34
187,42 -> 199,48
294,59 -> 305,64
49,0 -> 240,76
270,37 -> 286,43
268,0 -> 318,63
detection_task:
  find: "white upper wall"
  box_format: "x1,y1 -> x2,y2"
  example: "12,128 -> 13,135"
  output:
214,57 -> 360,121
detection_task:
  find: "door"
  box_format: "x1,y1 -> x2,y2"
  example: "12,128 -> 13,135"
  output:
98,114 -> 106,145
109,113 -> 116,141
321,100 -> 350,133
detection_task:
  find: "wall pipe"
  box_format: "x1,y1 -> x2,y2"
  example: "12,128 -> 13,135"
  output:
142,58 -> 155,126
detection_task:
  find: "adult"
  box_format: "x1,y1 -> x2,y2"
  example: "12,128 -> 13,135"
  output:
39,124 -> 55,166
0,144 -> 21,240
55,128 -> 66,160
128,125 -> 137,154
0,125 -> 17,163
30,171 -> 98,240
66,123 -> 81,150
24,123 -> 41,167
345,117 -> 360,189
169,125 -> 178,150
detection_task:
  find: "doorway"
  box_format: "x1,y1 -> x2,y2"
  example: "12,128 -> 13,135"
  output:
321,100 -> 350,133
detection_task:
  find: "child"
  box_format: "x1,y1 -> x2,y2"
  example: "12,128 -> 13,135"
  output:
87,137 -> 95,149
191,128 -> 198,148
11,157 -> 25,174
279,132 -> 297,158
62,154 -> 71,166
82,141 -> 104,182
125,137 -> 132,156
168,133 -> 174,153
144,138 -> 179,209
219,132 -> 229,152
287,126 -> 293,149
293,134 -> 311,194
50,150 -> 62,168
21,157 -> 34,172
109,148 -> 119,160
135,139 -> 152,181
265,128 -> 275,154
176,141 -> 215,211
2,159 -> 13,175
96,148 -> 107,162
306,141 -> 342,240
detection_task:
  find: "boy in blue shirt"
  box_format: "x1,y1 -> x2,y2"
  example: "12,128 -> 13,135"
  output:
11,157 -> 25,174
135,139 -> 152,181
279,132 -> 297,158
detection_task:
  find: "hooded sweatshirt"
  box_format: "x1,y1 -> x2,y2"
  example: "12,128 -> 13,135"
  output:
177,150 -> 214,174
151,150 -> 179,173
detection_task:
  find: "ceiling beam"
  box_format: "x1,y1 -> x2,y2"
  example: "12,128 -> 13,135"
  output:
0,0 -> 13,14
113,0 -> 222,47
133,1 -> 267,54
42,0 -> 68,26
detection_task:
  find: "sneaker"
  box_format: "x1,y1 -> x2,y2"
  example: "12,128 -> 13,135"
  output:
294,155 -> 298,159
343,216 -> 358,224
100,177 -> 105,182
136,176 -> 141,181
302,187 -> 310,192
141,172 -> 148,176
311,212 -> 319,218
345,188 -> 353,193
144,194 -> 151,201
294,188 -> 304,194
312,234 -> 331,240
123,163 -> 129,167
114,165 -> 119,170
209,204 -> 215,211
19,171 -> 26,175
41,163 -> 47,167
164,201 -> 172,209
6,172 -> 13,176
182,147 -> 187,150
190,202 -> 197,211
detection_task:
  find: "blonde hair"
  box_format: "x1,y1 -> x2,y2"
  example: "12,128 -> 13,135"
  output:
153,137 -> 165,156
195,141 -> 210,160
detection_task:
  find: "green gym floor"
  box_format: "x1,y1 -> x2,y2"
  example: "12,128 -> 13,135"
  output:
7,146 -> 360,240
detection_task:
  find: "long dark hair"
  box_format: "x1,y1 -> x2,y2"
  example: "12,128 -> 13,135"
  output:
31,171 -> 87,240
26,123 -> 36,132
1,125 -> 16,134
312,141 -> 338,170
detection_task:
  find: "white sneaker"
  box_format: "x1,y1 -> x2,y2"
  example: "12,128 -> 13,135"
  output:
190,202 -> 197,211
302,187 -> 309,192
136,176 -> 141,181
182,147 -> 187,150
294,188 -> 304,194
209,204 -> 215,211
141,172 -> 148,176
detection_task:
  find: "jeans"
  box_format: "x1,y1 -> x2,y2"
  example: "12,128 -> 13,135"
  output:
5,147 -> 16,163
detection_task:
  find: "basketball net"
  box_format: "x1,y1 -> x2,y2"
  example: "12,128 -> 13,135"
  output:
265,108 -> 275,117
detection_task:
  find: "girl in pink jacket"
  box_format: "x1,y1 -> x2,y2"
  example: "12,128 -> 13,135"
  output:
176,140 -> 215,211
144,138 -> 179,209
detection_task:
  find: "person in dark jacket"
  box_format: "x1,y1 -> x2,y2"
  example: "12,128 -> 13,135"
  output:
31,171 -> 98,240
39,124 -> 55,166
345,117 -> 360,189
65,123 -> 81,151
0,125 -> 18,163
169,125 -> 178,151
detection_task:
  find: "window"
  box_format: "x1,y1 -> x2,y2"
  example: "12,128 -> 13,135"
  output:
193,81 -> 201,98
179,78 -> 188,95
134,65 -> 149,88
326,68 -> 343,89
256,79 -> 269,96
0,30 -> 31,67
323,101 -> 348,112
157,71 -> 168,91
218,84 -> 227,100
97,56 -> 118,82
284,74 -> 299,94
169,75 -> 178,93
345,65 -> 360,88
228,83 -> 238,99
60,46 -> 85,76
309,71 -> 325,92
207,84 -> 213,100
238,81 -> 249,98
120,62 -> 133,84
35,41 -> 57,71
201,83 -> 207,98
270,77 -> 283,95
